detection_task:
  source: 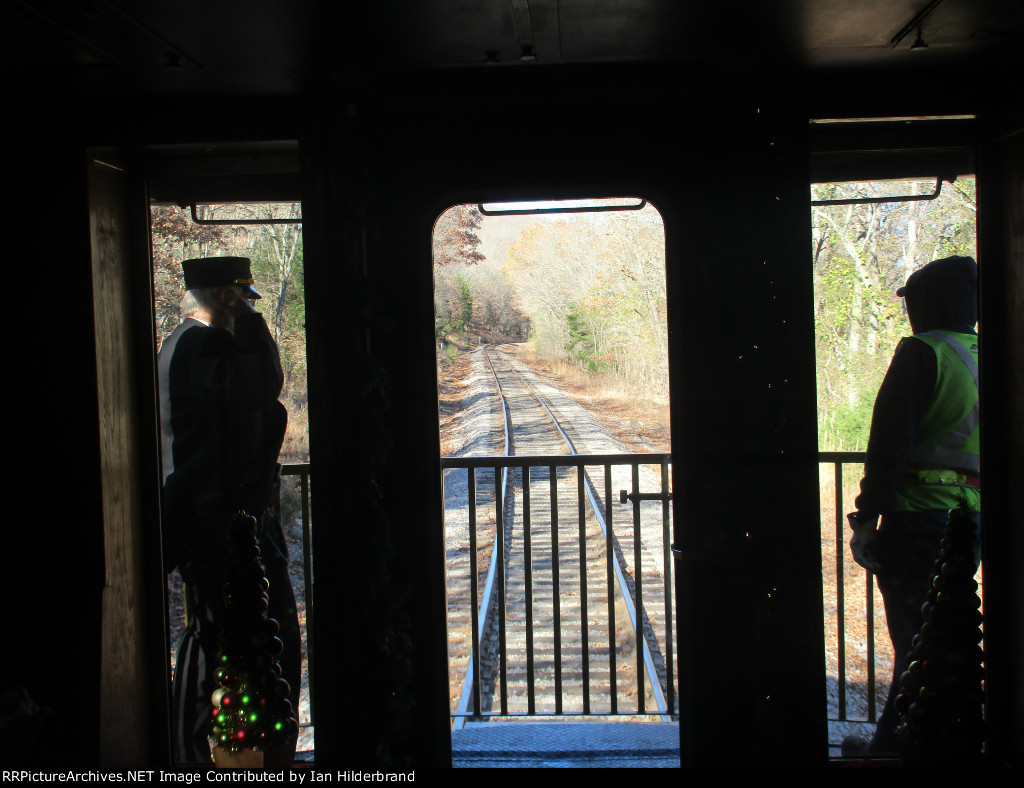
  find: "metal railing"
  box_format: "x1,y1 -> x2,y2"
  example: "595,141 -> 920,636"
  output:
284,452 -> 886,735
276,463 -> 314,732
441,453 -> 676,723
818,451 -> 883,725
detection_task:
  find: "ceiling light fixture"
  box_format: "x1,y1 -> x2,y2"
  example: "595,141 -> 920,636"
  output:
891,0 -> 944,48
911,28 -> 928,50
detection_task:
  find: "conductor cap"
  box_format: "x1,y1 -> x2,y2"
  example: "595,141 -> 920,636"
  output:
182,256 -> 262,299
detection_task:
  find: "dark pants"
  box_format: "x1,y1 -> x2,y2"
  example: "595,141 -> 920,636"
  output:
869,509 -> 980,755
171,507 -> 301,764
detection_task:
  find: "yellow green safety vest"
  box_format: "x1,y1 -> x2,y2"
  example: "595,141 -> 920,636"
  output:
892,330 -> 981,513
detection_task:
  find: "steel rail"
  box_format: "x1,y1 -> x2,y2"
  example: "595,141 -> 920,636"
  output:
451,348 -> 514,728
499,353 -> 672,720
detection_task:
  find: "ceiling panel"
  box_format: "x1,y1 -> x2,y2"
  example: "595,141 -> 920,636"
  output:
2,0 -> 1022,98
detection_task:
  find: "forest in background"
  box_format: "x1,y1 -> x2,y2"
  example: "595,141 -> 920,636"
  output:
811,177 -> 977,450
147,179 -> 978,467
433,205 -> 532,345
150,203 -> 308,464
433,179 -> 978,451
433,202 -> 669,400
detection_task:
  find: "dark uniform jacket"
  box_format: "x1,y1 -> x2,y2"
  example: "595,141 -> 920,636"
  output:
158,313 -> 287,576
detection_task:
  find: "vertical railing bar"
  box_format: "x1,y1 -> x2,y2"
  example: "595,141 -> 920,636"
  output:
632,462 -> 644,715
468,468 -> 481,720
298,470 -> 314,726
551,466 -> 562,715
452,450 -> 903,728
523,465 -> 535,715
661,461 -> 674,717
860,445 -> 877,721
578,466 -> 590,714
496,467 -> 508,717
578,456 -> 668,718
835,460 -> 846,722
866,557 -> 877,721
447,453 -> 675,723
605,464 -> 616,715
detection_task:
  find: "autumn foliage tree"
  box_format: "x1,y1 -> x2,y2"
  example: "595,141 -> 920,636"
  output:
433,204 -> 530,340
503,204 -> 669,393
432,204 -> 485,268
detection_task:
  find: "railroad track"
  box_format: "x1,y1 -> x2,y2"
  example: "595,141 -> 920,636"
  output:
443,346 -> 677,726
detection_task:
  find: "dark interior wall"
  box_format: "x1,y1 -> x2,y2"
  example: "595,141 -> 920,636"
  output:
88,150 -> 167,767
298,61 -> 1021,768
300,64 -> 827,767
4,97 -> 308,768
5,57 -> 1020,769
301,65 -> 1023,766
300,107 -> 454,768
4,65 -> 828,768
6,109 -> 104,767
977,116 -> 1024,767
665,88 -> 826,767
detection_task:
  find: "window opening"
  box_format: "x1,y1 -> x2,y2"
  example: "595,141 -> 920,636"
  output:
150,201 -> 313,760
434,199 -> 676,764
811,176 -> 981,757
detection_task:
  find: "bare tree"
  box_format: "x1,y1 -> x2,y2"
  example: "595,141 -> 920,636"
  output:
503,205 -> 669,392
811,178 -> 977,448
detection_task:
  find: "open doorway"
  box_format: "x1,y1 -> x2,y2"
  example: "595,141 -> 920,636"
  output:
811,175 -> 982,757
433,198 -> 679,766
149,201 -> 314,760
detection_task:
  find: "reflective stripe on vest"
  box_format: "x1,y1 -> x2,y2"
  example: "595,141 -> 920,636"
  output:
910,330 -> 980,472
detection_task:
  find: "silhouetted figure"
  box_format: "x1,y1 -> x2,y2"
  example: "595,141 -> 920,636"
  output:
159,256 -> 300,764
845,255 -> 980,758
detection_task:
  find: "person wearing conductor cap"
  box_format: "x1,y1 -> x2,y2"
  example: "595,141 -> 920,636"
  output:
158,256 -> 300,764
843,255 -> 981,758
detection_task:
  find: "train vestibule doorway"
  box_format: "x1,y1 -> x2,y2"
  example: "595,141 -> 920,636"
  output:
432,197 -> 679,767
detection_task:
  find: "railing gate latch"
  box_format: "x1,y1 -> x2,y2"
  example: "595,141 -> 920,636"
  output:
619,490 -> 673,503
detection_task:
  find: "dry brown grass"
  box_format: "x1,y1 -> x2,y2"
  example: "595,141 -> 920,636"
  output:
499,346 -> 672,453
437,351 -> 474,456
280,405 -> 310,465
